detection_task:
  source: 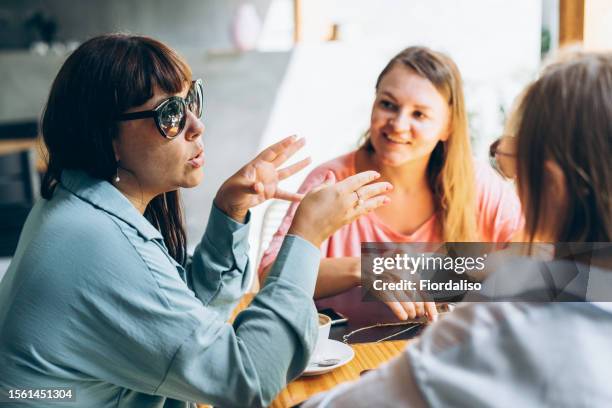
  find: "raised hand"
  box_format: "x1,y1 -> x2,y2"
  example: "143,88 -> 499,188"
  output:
288,170 -> 393,248
214,135 -> 311,222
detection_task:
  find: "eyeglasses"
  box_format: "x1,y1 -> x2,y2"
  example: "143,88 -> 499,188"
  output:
489,135 -> 517,180
117,79 -> 203,139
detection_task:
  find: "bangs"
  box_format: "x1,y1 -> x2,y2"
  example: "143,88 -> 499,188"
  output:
116,36 -> 192,111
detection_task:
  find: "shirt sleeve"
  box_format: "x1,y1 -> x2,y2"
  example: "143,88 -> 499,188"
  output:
302,351 -> 427,408
184,202 -> 253,319
258,167 -> 331,276
67,222 -> 321,407
158,236 -> 322,407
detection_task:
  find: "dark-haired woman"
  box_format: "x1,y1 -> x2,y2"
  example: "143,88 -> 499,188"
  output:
303,51 -> 612,407
0,34 -> 391,407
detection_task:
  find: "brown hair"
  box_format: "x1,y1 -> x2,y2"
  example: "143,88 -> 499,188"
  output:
41,33 -> 191,264
516,51 -> 612,242
363,46 -> 478,241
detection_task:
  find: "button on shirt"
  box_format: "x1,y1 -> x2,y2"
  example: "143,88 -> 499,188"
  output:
0,170 -> 320,407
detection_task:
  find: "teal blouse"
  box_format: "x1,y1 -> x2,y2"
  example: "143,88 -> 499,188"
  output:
0,170 -> 319,407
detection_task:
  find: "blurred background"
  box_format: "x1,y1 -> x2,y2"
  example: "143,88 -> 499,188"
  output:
0,0 -> 610,280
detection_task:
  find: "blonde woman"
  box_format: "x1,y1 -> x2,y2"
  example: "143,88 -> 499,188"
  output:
259,47 -> 522,321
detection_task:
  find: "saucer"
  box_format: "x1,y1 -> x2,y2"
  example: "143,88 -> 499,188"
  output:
302,339 -> 355,376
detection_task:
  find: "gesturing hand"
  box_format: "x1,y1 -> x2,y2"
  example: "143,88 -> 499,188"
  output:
214,135 -> 311,222
288,170 -> 393,248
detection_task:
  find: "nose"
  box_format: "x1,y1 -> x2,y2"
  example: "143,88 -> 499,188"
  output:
184,110 -> 205,141
390,111 -> 411,133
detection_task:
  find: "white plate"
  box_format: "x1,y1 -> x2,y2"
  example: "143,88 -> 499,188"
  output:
302,339 -> 355,376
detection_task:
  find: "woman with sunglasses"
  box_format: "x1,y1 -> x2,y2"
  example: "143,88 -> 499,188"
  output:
259,46 -> 522,321
0,34 -> 392,407
303,51 -> 612,407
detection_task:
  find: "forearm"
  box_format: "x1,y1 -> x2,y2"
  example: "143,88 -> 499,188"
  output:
314,257 -> 361,299
187,203 -> 252,316
161,236 -> 321,407
261,256 -> 360,299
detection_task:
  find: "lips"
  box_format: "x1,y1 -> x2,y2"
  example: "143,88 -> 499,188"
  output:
382,131 -> 410,144
188,148 -> 204,168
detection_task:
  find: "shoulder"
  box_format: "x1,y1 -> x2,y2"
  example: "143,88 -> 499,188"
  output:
22,186 -> 166,282
473,161 -> 515,202
472,161 -> 522,240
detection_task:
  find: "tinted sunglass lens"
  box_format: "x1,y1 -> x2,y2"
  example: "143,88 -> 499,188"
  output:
159,99 -> 185,138
187,82 -> 203,118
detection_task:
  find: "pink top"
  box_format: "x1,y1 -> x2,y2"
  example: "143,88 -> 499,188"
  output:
258,150 -> 522,276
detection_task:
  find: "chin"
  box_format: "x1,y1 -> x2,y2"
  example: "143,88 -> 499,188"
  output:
182,171 -> 204,188
373,148 -> 415,167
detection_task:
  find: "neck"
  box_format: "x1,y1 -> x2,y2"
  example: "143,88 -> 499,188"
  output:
358,149 -> 431,193
112,179 -> 154,214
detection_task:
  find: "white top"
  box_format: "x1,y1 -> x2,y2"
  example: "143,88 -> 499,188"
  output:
305,259 -> 612,407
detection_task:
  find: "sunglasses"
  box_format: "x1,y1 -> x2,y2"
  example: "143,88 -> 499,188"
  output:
117,79 -> 203,139
489,135 -> 517,180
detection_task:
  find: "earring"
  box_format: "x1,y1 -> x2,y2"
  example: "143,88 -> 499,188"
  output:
114,166 -> 120,183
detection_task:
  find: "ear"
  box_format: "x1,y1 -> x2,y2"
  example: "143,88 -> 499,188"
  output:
440,116 -> 451,142
440,129 -> 450,142
542,159 -> 568,240
543,160 -> 566,198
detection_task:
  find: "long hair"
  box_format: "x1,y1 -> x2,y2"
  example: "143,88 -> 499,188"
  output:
516,52 -> 612,242
362,46 -> 478,241
41,33 -> 190,264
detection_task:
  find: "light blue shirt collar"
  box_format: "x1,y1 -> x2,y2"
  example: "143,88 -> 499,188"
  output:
60,169 -> 163,241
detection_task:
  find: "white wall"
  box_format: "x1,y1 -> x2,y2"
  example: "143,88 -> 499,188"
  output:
585,0 -> 612,51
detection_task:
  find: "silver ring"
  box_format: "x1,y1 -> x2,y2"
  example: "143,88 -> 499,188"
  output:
354,189 -> 364,207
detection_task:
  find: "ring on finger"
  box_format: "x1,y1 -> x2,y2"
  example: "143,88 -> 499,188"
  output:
354,189 -> 364,208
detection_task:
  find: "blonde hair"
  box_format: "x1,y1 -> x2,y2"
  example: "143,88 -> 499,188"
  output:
363,46 -> 478,241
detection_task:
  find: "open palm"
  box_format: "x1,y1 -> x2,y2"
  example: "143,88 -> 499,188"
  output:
214,135 -> 311,222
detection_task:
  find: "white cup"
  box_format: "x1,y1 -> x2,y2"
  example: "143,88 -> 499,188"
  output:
313,313 -> 332,360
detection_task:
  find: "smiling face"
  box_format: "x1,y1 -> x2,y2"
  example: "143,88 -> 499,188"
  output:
369,64 -> 451,168
113,82 -> 205,198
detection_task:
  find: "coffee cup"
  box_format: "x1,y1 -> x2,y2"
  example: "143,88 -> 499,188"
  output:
313,313 -> 332,359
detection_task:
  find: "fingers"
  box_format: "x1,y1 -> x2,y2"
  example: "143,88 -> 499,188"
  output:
355,181 -> 393,202
357,195 -> 390,213
277,157 -> 311,180
424,302 -> 439,322
336,171 -> 380,193
257,135 -> 306,167
384,301 -> 409,321
271,137 -> 306,167
413,302 -> 425,317
385,301 -> 432,321
256,135 -> 298,162
275,189 -> 304,202
310,171 -> 336,194
252,181 -> 264,194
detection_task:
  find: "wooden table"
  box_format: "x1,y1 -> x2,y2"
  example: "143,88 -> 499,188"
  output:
227,294 -> 411,407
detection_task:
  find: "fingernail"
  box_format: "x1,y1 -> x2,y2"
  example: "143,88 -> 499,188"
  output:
383,197 -> 391,204
386,183 -> 393,190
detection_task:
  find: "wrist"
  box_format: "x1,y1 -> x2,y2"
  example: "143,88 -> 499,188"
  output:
287,224 -> 322,248
214,196 -> 248,223
350,258 -> 362,286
